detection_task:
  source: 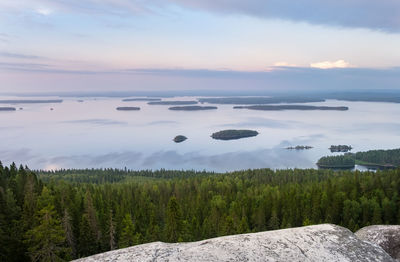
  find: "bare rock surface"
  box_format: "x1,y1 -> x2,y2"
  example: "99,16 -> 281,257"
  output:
356,225 -> 400,261
74,224 -> 394,262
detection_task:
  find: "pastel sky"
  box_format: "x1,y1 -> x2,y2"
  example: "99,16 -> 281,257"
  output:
1,0 -> 400,93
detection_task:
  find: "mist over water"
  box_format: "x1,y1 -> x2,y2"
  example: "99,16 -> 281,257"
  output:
1,96 -> 399,171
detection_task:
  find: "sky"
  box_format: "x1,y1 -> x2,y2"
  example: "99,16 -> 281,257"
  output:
0,0 -> 400,94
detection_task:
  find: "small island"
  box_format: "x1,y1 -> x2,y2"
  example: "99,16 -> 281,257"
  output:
0,107 -> 16,111
211,129 -> 259,140
148,101 -> 198,105
329,145 -> 352,152
122,98 -> 162,102
116,107 -> 140,111
234,105 -> 349,111
173,135 -> 187,143
169,106 -> 217,111
286,145 -> 313,150
317,155 -> 356,169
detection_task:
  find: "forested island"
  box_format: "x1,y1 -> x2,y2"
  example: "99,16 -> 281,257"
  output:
2,162 -> 400,261
286,146 -> 313,150
211,129 -> 259,140
169,106 -> 217,111
148,101 -> 198,105
317,148 -> 400,169
0,107 -> 16,111
116,107 -> 140,111
234,105 -> 349,111
317,155 -> 356,169
0,99 -> 63,104
173,135 -> 187,143
122,98 -> 162,102
198,97 -> 325,104
330,145 -> 352,152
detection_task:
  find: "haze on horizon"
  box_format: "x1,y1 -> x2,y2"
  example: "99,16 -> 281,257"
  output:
1,0 -> 400,94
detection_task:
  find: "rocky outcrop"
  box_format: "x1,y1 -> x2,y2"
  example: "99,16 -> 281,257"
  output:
356,225 -> 400,261
74,224 -> 394,262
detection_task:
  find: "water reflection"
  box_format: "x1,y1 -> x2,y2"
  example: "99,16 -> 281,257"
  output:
0,96 -> 399,171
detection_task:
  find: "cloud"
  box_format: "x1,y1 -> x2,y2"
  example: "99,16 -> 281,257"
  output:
171,0 -> 400,33
35,7 -> 53,16
1,62 -> 400,93
310,60 -> 350,69
274,62 -> 297,67
0,52 -> 43,59
1,0 -> 399,32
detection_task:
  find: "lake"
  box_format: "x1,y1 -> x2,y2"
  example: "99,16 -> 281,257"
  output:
1,96 -> 400,172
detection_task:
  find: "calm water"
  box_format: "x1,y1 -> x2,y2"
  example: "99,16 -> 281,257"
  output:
1,96 -> 400,171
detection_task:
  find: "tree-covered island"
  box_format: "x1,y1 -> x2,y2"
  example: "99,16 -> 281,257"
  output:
173,135 -> 187,143
116,107 -> 140,111
169,106 -> 217,111
211,129 -> 259,140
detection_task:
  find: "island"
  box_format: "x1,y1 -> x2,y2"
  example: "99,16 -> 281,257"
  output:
122,98 -> 162,102
116,107 -> 140,111
233,105 -> 349,111
173,135 -> 187,143
329,145 -> 352,152
317,155 -> 356,169
0,99 -> 63,104
211,129 -> 259,140
286,145 -> 313,150
198,97 -> 325,104
169,106 -> 217,111
0,107 -> 16,111
148,101 -> 198,105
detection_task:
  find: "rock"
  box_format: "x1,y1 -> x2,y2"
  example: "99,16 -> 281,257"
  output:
356,225 -> 400,261
74,224 -> 394,262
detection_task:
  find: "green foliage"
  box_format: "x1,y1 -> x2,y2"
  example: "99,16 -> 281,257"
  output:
2,162 -> 400,260
317,155 -> 355,168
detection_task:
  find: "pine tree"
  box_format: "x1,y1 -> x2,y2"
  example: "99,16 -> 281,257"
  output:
165,196 -> 182,242
119,214 -> 140,248
78,214 -> 97,257
24,205 -> 70,262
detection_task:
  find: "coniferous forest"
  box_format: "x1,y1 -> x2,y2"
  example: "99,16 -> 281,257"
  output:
1,162 -> 400,261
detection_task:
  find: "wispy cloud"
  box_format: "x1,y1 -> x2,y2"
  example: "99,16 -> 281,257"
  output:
310,60 -> 350,69
35,7 -> 53,16
0,52 -> 43,59
1,0 -> 399,32
171,0 -> 400,33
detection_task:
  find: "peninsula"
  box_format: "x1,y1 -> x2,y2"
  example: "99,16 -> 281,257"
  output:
234,105 -> 349,111
0,107 -> 16,111
198,97 -> 325,104
0,99 -> 63,104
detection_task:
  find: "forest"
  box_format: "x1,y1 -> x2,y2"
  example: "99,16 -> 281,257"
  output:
1,162 -> 400,261
317,155 -> 356,168
317,148 -> 400,169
